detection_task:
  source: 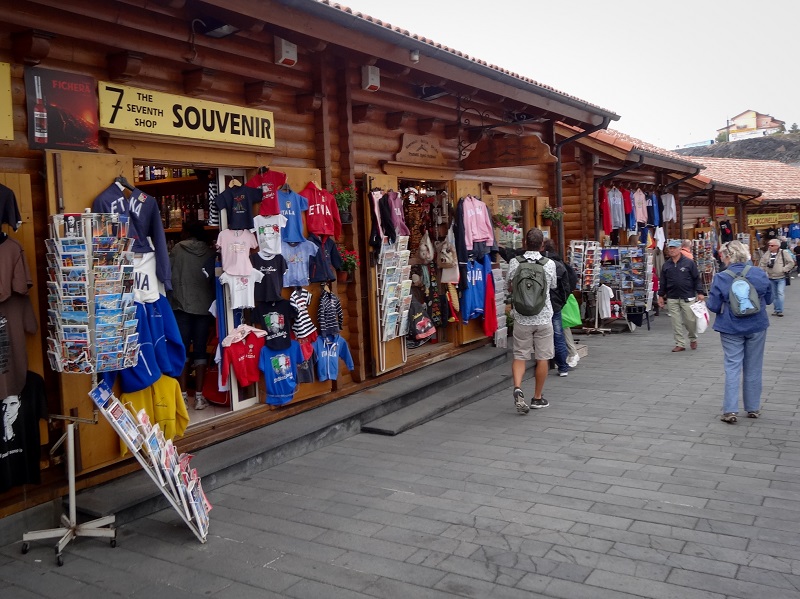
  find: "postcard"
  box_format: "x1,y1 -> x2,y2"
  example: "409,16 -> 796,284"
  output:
88,381 -> 114,409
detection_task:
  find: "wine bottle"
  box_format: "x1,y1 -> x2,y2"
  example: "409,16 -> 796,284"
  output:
33,76 -> 48,144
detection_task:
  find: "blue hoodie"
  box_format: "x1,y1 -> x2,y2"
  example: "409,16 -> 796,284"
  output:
93,184 -> 172,290
706,263 -> 772,335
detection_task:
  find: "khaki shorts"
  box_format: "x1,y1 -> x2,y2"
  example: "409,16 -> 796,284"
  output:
513,321 -> 555,361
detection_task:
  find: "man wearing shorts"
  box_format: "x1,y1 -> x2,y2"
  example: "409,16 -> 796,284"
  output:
507,228 -> 557,413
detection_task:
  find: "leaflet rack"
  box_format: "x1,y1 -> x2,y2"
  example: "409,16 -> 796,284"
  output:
21,410 -> 116,566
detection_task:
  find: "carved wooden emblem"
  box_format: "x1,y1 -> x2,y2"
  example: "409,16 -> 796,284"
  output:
395,134 -> 446,166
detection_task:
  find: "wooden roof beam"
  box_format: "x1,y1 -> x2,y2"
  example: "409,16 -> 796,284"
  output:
12,29 -> 54,66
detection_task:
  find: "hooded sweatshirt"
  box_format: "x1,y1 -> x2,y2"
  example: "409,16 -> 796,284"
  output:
93,184 -> 172,290
170,238 -> 216,314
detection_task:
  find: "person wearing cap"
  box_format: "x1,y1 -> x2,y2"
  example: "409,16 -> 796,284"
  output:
658,239 -> 704,352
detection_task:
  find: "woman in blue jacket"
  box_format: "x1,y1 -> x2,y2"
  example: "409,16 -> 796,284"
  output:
706,241 -> 772,424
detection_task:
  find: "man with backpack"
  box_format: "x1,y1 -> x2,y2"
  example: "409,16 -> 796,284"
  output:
758,238 -> 794,317
507,228 -> 557,414
706,240 -> 772,424
543,239 -> 577,376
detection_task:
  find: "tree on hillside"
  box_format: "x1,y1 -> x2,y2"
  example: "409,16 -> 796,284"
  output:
715,131 -> 729,143
791,123 -> 799,133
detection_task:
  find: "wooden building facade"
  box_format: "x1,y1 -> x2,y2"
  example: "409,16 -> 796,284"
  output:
0,0 -> 621,516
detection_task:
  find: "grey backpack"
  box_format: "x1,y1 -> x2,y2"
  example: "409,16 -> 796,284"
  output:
720,266 -> 760,317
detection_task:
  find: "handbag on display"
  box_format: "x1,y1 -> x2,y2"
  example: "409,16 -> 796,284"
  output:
417,230 -> 434,264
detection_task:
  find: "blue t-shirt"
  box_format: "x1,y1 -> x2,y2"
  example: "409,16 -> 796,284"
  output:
789,223 -> 800,239
281,240 -> 318,287
278,189 -> 308,242
258,341 -> 303,405
214,185 -> 261,231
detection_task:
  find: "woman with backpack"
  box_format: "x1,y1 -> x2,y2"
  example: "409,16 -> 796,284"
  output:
706,241 -> 772,424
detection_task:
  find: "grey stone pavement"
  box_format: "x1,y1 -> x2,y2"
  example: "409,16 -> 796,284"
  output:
3,284 -> 800,599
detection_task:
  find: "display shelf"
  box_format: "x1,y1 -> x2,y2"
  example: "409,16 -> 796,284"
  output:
164,225 -> 220,234
135,176 -> 199,187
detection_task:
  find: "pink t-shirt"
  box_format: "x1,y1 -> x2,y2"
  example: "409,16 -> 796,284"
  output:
217,229 -> 258,276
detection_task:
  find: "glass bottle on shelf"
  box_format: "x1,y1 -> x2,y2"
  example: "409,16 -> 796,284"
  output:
196,193 -> 206,224
169,195 -> 182,229
33,75 -> 48,144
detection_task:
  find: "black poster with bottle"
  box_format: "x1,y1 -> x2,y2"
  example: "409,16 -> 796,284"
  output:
24,67 -> 99,151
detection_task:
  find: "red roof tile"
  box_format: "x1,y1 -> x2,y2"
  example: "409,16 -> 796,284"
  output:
318,1 -> 616,117
687,158 -> 800,202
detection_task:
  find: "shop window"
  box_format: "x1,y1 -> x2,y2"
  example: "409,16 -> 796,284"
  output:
494,198 -> 523,251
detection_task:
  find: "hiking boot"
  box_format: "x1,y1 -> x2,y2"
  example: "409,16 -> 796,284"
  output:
720,412 -> 737,424
513,388 -> 529,414
531,397 -> 550,409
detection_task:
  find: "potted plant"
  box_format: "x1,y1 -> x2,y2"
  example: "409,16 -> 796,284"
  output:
337,244 -> 360,283
332,180 -> 357,224
540,205 -> 563,225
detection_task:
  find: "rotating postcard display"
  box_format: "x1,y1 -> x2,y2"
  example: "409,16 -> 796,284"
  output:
45,213 -> 139,373
569,240 -> 601,291
378,235 -> 412,340
598,246 -> 654,311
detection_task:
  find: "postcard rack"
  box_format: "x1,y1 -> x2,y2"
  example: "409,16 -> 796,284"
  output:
373,235 -> 412,370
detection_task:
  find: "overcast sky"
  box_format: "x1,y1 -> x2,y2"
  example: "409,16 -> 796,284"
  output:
342,0 -> 799,149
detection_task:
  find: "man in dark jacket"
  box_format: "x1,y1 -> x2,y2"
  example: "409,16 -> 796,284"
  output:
658,239 -> 704,352
543,240 -> 575,375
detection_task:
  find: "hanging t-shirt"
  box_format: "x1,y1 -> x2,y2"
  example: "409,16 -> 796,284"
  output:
633,190 -> 647,223
278,188 -> 309,243
461,258 -> 486,322
386,191 -> 411,236
281,240 -> 318,287
246,170 -> 287,216
133,252 -> 165,303
250,252 -> 287,302
598,284 -> 614,319
661,193 -> 676,223
251,299 -> 297,350
214,185 -> 261,230
289,288 -> 317,339
789,223 -> 800,239
647,192 -> 661,227
312,335 -> 354,382
0,372 -> 48,493
222,332 -> 265,387
719,220 -> 734,243
259,341 -> 304,405
765,227 -> 778,240
252,214 -> 287,255
0,184 -> 22,231
219,268 -> 264,309
217,229 -> 258,276
607,188 -> 625,229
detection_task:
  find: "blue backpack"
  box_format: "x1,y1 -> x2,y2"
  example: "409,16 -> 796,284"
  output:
720,266 -> 760,317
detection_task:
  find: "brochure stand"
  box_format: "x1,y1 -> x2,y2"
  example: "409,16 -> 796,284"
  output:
21,409 -> 116,566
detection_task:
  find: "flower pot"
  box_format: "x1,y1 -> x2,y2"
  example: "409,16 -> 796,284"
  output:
541,218 -> 552,226
337,270 -> 354,284
339,210 -> 353,224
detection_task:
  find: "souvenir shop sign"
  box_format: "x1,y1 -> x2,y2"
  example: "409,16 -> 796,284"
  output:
462,134 -> 556,170
98,82 -> 275,148
0,62 -> 11,141
395,134 -> 446,165
747,212 -> 798,227
24,67 -> 100,151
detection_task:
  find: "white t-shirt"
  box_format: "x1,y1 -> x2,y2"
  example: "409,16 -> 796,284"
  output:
253,214 -> 288,255
220,268 -> 264,309
217,229 -> 258,276
133,252 -> 165,303
598,284 -> 614,319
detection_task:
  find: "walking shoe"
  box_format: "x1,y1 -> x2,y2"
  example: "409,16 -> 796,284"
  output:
747,410 -> 761,418
530,397 -> 550,409
558,371 -> 569,377
776,312 -> 784,317
194,395 -> 209,410
690,341 -> 698,350
182,391 -> 189,408
513,387 -> 529,414
566,354 -> 580,368
671,346 -> 686,352
720,412 -> 737,424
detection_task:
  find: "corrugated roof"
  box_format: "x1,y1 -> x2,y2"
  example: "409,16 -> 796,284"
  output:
317,1 -> 618,118
687,157 -> 800,202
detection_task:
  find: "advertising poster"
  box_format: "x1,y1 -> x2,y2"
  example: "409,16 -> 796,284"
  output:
24,67 -> 99,151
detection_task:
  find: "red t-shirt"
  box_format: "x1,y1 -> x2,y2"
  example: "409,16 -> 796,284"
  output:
246,170 -> 287,216
222,333 -> 265,387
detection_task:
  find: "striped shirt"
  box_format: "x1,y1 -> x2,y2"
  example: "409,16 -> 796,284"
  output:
290,288 -> 317,339
318,289 -> 343,338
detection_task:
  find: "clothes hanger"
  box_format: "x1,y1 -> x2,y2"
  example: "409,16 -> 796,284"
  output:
115,176 -> 135,192
229,178 -> 242,188
281,183 -> 291,192
258,166 -> 269,174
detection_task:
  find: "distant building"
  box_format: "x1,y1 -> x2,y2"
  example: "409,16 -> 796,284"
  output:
717,110 -> 785,141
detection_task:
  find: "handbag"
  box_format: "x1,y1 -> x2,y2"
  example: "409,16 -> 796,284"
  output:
691,300 -> 709,334
435,239 -> 458,269
561,294 -> 582,328
417,231 -> 434,264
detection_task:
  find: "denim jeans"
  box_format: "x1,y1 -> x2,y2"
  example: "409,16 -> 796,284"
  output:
770,277 -> 785,313
720,329 -> 767,414
551,311 -> 569,373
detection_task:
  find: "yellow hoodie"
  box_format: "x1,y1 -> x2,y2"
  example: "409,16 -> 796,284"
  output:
119,375 -> 189,455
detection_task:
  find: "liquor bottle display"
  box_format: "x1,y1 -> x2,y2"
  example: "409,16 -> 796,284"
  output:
33,75 -> 48,144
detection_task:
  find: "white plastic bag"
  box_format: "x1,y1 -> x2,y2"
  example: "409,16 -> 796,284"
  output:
691,300 -> 709,334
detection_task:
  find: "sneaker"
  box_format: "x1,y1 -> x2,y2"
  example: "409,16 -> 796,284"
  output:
531,397 -> 550,409
566,354 -> 580,368
182,391 -> 189,408
513,388 -> 529,414
558,371 -> 569,377
720,412 -> 737,424
747,410 -> 761,418
194,395 -> 209,410
776,312 -> 784,317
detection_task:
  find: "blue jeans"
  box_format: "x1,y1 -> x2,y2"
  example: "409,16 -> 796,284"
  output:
551,311 -> 569,373
770,277 -> 785,313
720,329 -> 767,414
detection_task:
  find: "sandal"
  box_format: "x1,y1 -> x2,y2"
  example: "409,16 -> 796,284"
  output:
720,413 -> 738,424
747,411 -> 760,419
